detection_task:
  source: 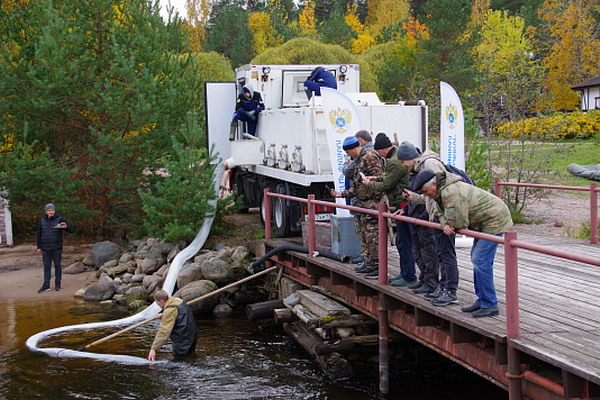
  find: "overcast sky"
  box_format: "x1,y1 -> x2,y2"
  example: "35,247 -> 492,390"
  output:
158,0 -> 188,20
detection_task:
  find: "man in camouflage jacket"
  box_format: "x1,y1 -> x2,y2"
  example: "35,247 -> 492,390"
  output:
412,169 -> 513,318
331,136 -> 383,277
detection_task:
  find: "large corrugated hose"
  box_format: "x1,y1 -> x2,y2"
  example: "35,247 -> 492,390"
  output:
25,162 -> 225,365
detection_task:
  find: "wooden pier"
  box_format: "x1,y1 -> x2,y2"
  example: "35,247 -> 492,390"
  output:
263,231 -> 600,400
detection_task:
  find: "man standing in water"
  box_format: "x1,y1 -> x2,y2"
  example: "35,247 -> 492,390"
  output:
148,290 -> 198,361
36,203 -> 71,293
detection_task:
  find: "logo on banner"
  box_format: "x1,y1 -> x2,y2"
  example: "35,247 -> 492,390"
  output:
445,104 -> 458,129
328,107 -> 353,134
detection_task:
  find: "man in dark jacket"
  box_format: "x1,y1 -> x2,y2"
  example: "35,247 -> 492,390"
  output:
364,133 -> 417,286
304,66 -> 337,98
36,203 -> 71,293
148,290 -> 198,361
230,83 -> 265,138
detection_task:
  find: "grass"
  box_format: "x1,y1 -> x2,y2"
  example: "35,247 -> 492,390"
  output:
486,139 -> 598,188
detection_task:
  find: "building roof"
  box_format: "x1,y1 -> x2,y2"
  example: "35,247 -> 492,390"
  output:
572,76 -> 600,90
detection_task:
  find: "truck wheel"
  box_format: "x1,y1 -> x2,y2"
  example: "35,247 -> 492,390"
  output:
273,184 -> 292,237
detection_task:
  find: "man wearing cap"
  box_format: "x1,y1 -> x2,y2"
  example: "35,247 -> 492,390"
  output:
331,135 -> 383,278
396,141 -> 458,307
412,169 -> 513,318
342,130 -> 374,264
363,133 -> 417,286
36,203 -> 71,293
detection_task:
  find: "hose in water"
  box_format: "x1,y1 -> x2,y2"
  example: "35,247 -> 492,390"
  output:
25,162 -> 225,365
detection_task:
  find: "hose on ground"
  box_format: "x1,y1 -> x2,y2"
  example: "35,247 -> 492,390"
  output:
250,244 -> 350,271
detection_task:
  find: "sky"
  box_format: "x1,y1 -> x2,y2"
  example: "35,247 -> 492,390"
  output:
158,0 -> 188,21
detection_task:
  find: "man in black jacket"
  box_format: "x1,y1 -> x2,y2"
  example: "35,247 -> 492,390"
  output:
36,203 -> 71,293
148,290 -> 198,361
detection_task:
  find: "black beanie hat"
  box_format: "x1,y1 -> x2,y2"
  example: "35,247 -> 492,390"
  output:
373,133 -> 392,150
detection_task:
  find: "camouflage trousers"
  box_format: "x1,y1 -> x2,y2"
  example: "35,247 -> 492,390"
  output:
357,212 -> 379,267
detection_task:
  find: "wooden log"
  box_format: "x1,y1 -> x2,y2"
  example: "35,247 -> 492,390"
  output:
296,290 -> 351,317
273,308 -> 296,323
310,314 -> 377,329
246,299 -> 285,321
292,304 -> 321,326
283,321 -> 353,380
314,341 -> 357,355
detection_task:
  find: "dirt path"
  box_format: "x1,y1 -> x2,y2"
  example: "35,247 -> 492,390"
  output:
0,244 -> 97,302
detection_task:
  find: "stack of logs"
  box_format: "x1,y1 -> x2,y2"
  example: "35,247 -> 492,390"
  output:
246,287 -> 389,380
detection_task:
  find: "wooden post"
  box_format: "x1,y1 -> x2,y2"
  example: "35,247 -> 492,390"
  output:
590,182 -> 598,245
308,194 -> 316,256
493,177 -> 502,198
264,188 -> 272,239
504,231 -> 522,400
377,203 -> 388,285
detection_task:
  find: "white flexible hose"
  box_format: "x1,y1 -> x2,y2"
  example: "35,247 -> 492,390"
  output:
25,162 -> 225,365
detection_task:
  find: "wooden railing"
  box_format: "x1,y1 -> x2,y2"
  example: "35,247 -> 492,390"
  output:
263,187 -> 600,399
493,178 -> 599,244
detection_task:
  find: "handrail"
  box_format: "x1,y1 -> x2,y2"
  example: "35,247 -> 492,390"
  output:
263,188 -> 599,399
493,178 -> 598,244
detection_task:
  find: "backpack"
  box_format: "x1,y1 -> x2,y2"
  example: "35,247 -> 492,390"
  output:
444,163 -> 474,185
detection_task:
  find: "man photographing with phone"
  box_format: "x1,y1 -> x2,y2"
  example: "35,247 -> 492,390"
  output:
36,203 -> 71,293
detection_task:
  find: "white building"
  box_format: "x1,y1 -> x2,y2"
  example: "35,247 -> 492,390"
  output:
0,195 -> 13,247
572,76 -> 600,111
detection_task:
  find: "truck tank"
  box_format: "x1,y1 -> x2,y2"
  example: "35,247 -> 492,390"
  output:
206,64 -> 427,237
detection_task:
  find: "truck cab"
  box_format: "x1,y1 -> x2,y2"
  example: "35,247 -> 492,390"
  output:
206,64 -> 427,237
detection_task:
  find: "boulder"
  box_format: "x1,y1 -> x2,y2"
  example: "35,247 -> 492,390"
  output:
84,281 -> 116,301
115,284 -> 130,295
177,261 -> 204,289
215,246 -> 232,262
200,257 -> 233,283
74,288 -> 86,298
64,261 -> 85,274
141,256 -> 163,274
193,250 -> 216,265
131,274 -> 145,283
231,246 -> 250,262
98,272 -> 114,284
125,286 -> 148,299
104,261 -> 135,278
90,241 -> 121,269
82,256 -> 95,266
213,303 -> 233,318
174,280 -> 219,315
166,245 -> 180,263
119,253 -> 133,263
122,273 -> 133,283
155,264 -> 170,278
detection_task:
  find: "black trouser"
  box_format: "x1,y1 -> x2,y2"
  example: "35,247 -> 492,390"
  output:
42,249 -> 62,288
433,219 -> 458,292
411,223 -> 439,290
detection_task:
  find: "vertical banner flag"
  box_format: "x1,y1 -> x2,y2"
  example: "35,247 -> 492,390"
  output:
440,82 -> 465,170
321,87 -> 363,216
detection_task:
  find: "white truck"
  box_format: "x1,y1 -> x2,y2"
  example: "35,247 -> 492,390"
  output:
206,64 -> 427,237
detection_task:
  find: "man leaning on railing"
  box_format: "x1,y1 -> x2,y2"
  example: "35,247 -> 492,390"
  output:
411,169 -> 514,318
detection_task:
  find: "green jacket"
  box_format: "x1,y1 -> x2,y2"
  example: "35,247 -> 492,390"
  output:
434,171 -> 513,234
366,147 -> 409,206
151,297 -> 182,351
342,147 -> 383,207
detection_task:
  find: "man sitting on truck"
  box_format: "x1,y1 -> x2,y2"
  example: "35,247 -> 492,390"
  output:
304,67 -> 337,98
230,83 -> 265,139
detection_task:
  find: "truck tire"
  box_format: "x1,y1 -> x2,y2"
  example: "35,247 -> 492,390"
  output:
271,183 -> 302,237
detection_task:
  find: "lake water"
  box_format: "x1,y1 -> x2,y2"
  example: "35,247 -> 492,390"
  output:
0,298 -> 507,399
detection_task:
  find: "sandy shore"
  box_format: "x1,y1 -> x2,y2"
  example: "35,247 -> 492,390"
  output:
0,244 -> 98,302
